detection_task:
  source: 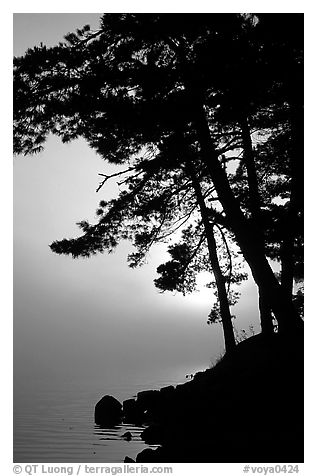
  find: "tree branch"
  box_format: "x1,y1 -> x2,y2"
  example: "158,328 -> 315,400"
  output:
96,166 -> 139,192
213,223 -> 233,295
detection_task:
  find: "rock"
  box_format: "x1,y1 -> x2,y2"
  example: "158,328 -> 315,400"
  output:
122,431 -> 132,441
192,371 -> 209,383
160,385 -> 175,396
137,390 -> 160,406
124,456 -> 135,463
123,398 -> 136,413
94,395 -> 122,426
123,398 -> 144,423
141,424 -> 164,444
136,448 -> 158,463
159,386 -> 175,409
136,390 -> 161,419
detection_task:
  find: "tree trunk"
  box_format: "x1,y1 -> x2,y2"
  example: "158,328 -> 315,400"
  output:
240,115 -> 262,231
240,115 -> 274,335
188,163 -> 236,354
259,288 -> 275,336
206,226 -> 236,354
193,104 -> 302,334
280,230 -> 295,301
280,98 -> 304,300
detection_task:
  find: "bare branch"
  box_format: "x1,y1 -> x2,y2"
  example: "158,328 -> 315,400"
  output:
179,229 -> 206,279
156,202 -> 199,241
96,166 -> 137,192
216,138 -> 243,156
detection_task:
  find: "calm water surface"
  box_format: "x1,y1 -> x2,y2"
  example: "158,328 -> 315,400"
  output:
14,367 -> 199,462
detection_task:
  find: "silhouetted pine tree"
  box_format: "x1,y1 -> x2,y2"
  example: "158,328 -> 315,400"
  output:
14,13 -> 303,335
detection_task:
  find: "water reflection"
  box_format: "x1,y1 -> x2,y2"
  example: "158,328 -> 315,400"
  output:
94,422 -> 144,441
93,423 -> 158,461
14,371 -> 186,462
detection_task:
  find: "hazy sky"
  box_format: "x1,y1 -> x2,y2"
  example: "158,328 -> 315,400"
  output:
13,13 -> 260,393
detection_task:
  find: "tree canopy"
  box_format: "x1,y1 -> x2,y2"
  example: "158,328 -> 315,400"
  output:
14,13 -> 304,341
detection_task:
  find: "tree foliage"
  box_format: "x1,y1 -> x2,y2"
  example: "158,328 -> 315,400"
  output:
14,13 -> 303,335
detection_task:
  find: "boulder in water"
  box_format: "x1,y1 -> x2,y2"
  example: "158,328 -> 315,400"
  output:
123,398 -> 144,423
94,395 -> 122,426
136,448 -> 158,462
122,431 -> 132,441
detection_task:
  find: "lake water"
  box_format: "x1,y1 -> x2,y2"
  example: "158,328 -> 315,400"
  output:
14,366 -> 200,463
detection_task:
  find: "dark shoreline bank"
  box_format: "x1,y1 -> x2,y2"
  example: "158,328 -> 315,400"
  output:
95,332 -> 304,463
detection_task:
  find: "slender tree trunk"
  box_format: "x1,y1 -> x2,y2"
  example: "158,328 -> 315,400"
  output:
240,115 -> 274,336
259,288 -> 275,336
188,163 -> 236,354
205,225 -> 236,354
280,230 -> 295,301
280,98 -> 304,301
193,104 -> 302,334
240,115 -> 262,230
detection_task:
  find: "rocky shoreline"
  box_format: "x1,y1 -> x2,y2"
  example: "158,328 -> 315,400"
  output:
95,333 -> 304,463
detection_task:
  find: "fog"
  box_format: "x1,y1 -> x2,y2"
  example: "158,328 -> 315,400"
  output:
14,13 -> 260,395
